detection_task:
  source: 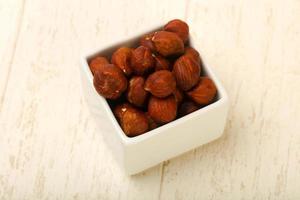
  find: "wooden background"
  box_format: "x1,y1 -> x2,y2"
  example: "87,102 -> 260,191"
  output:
1,0 -> 300,199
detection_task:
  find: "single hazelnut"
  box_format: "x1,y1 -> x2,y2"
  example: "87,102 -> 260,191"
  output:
152,31 -> 184,57
184,47 -> 201,64
164,19 -> 189,43
173,88 -> 183,104
126,76 -> 148,107
148,96 -> 177,124
119,106 -> 149,137
153,54 -> 171,71
187,77 -> 217,105
114,103 -> 132,119
131,46 -> 155,75
173,55 -> 200,91
140,33 -> 156,52
111,47 -> 133,76
89,56 -> 109,75
178,101 -> 199,117
93,64 -> 127,100
144,70 -> 176,98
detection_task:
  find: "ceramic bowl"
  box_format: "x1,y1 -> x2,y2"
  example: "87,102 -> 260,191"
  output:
80,25 -> 229,175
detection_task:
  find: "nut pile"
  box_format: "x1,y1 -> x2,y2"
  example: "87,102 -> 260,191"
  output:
89,19 -> 217,137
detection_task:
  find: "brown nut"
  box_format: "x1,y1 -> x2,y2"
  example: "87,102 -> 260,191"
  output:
114,103 -> 132,120
144,70 -> 176,98
111,47 -> 133,76
131,46 -> 155,75
93,64 -> 127,100
173,88 -> 183,104
184,47 -> 201,64
140,33 -> 156,52
164,19 -> 189,43
187,77 -> 217,105
148,96 -> 177,124
173,55 -> 200,91
146,113 -> 159,130
153,54 -> 170,71
178,101 -> 199,117
119,106 -> 149,137
126,76 -> 148,107
89,56 -> 109,75
152,31 -> 184,57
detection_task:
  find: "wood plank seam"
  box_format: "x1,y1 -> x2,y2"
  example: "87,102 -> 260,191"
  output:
0,0 -> 27,113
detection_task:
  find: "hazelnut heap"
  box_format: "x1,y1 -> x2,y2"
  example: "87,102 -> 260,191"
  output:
89,19 -> 217,137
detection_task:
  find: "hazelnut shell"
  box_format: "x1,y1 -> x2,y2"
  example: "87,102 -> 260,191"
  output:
187,77 -> 217,105
173,55 -> 200,91
148,96 -> 177,124
164,19 -> 189,43
144,70 -> 176,98
93,64 -> 127,100
152,31 -> 184,57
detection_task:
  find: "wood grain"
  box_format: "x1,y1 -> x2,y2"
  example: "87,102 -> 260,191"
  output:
159,0 -> 300,199
0,0 -> 187,199
0,0 -> 300,199
0,0 -> 25,111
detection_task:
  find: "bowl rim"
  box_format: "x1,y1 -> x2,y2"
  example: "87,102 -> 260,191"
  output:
80,25 -> 229,145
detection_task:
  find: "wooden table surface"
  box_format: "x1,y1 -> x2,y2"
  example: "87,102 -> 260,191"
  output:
1,0 -> 300,199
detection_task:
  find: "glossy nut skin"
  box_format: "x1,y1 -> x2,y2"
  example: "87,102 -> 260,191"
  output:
144,70 -> 176,98
114,103 -> 132,119
153,54 -> 170,71
140,33 -> 156,52
93,64 -> 127,100
111,47 -> 133,76
152,31 -> 184,57
148,96 -> 177,124
187,77 -> 217,105
184,47 -> 201,64
178,101 -> 199,117
131,46 -> 155,75
119,106 -> 149,137
89,56 -> 109,75
164,19 -> 189,43
173,55 -> 200,91
127,76 -> 148,107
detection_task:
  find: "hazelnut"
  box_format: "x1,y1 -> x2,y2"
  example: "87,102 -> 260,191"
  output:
126,76 -> 148,107
178,101 -> 199,117
89,56 -> 109,75
119,106 -> 149,137
93,64 -> 127,100
111,47 -> 133,76
173,88 -> 183,104
173,55 -> 200,91
131,46 -> 155,75
148,96 -> 177,124
144,70 -> 176,98
146,113 -> 159,130
164,19 -> 189,43
114,103 -> 132,119
153,54 -> 171,71
187,77 -> 217,105
184,47 -> 201,64
152,31 -> 184,57
140,33 -> 156,52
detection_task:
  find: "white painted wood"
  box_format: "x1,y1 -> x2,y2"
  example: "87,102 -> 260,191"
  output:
0,0 -> 25,110
0,0 -> 187,199
159,0 -> 300,199
1,0 -> 300,199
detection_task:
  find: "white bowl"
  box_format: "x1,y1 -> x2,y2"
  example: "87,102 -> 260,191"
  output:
80,25 -> 229,175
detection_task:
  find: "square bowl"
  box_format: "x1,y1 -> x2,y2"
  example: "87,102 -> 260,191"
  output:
80,25 -> 229,175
